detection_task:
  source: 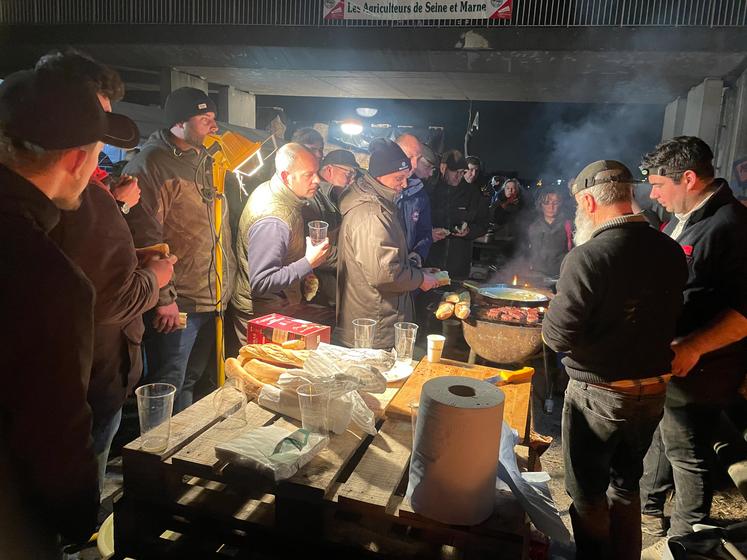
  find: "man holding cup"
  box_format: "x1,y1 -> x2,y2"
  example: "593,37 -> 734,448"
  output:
229,143 -> 331,349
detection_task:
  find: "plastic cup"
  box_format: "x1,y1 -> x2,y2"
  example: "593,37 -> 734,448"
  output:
427,334 -> 446,363
296,383 -> 331,434
135,383 -> 176,452
308,220 -> 329,246
352,318 -> 377,349
394,322 -> 419,364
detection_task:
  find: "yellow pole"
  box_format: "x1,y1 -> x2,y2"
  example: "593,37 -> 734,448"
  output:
213,161 -> 226,387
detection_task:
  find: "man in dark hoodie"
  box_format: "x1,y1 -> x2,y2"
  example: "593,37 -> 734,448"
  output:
124,87 -> 237,412
336,139 -> 438,349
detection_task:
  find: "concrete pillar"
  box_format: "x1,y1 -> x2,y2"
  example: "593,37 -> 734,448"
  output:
682,78 -> 724,149
160,69 -> 208,106
661,97 -> 687,140
217,85 -> 256,129
714,67 -> 747,187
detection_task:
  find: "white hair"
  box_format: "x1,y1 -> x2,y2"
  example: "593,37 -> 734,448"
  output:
583,181 -> 632,205
275,142 -> 311,175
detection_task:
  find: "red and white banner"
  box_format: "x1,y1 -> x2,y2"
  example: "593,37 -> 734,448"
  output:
323,0 -> 512,20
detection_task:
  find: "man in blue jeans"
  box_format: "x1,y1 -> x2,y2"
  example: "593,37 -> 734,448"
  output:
543,160 -> 687,560
125,88 -> 237,412
638,137 -> 747,557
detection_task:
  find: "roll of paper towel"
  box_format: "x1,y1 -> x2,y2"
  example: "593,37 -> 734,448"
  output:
407,376 -> 504,525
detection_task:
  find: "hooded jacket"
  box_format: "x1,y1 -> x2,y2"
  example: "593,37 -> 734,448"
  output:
336,173 -> 424,349
123,129 -> 237,313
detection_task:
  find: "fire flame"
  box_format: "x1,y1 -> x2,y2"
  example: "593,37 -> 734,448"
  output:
512,275 -> 518,286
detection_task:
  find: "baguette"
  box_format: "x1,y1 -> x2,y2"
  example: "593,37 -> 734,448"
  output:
435,302 -> 454,320
457,291 -> 470,304
225,358 -> 265,398
243,358 -> 289,385
443,292 -> 460,304
135,242 -> 170,257
281,339 -> 306,350
238,343 -> 310,368
454,302 -> 471,320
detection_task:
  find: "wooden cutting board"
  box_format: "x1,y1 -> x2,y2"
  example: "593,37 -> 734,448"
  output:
385,358 -> 534,441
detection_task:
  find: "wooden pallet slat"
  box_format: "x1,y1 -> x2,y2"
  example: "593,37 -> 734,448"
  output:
336,418 -> 412,515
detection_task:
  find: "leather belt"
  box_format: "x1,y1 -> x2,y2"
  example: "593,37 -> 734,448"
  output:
592,374 -> 672,396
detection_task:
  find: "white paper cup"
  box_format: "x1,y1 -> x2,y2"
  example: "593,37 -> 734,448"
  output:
427,334 -> 446,363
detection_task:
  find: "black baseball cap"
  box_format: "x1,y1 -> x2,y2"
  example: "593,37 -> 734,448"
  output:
321,149 -> 359,170
0,68 -> 139,150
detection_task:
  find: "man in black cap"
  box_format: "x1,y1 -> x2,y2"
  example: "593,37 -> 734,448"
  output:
301,149 -> 359,308
123,87 -> 237,413
427,150 -> 489,279
542,160 -> 687,560
0,65 -> 139,555
38,50 -> 175,490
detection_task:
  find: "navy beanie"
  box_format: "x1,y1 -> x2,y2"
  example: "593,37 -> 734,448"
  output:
164,87 -> 217,126
368,138 -> 411,178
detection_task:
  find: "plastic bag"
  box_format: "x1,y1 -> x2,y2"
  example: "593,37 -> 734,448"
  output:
215,425 -> 328,481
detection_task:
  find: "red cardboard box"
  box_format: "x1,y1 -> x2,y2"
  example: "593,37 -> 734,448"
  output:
246,313 -> 331,350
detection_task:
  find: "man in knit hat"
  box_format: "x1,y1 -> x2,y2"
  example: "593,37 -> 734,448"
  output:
123,87 -> 237,413
336,139 -> 438,349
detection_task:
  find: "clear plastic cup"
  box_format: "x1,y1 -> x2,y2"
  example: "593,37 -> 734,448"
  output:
296,383 -> 331,434
427,334 -> 446,363
308,220 -> 329,246
352,318 -> 377,349
135,383 -> 176,452
394,322 -> 419,364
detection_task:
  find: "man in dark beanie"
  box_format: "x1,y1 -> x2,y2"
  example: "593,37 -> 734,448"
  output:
123,87 -> 237,412
336,139 -> 438,348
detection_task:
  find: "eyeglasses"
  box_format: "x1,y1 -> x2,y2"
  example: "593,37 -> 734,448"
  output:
331,165 -> 356,178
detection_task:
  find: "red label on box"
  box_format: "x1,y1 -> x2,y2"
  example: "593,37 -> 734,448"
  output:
246,313 -> 330,350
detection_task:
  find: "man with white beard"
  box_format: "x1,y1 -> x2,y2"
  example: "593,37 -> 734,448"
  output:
542,160 -> 688,560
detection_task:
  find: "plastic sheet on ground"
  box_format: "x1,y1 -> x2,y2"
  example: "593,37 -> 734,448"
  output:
497,421 -> 571,543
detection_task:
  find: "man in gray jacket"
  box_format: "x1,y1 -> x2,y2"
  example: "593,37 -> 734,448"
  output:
336,139 -> 438,348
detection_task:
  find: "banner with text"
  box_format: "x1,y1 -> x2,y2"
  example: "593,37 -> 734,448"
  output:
323,0 -> 512,20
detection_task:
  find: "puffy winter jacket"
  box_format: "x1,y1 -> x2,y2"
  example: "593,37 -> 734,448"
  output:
336,173 -> 424,349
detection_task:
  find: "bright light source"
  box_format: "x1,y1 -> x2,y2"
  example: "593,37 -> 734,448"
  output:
356,107 -> 378,118
341,120 -> 363,135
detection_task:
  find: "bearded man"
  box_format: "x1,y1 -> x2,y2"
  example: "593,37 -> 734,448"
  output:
542,160 -> 688,560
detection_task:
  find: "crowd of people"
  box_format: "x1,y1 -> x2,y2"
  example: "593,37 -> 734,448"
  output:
1,50 -> 746,560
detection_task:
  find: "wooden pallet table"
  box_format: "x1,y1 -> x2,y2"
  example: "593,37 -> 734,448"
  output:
113,358 -> 542,559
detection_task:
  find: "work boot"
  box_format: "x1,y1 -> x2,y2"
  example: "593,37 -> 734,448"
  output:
641,514 -> 669,537
641,537 -> 670,560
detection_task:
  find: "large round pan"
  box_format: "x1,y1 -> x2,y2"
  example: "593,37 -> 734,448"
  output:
462,282 -> 550,308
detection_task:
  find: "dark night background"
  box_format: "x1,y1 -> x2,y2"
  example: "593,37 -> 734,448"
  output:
258,95 -> 666,183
